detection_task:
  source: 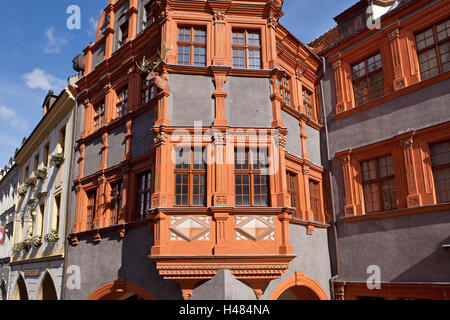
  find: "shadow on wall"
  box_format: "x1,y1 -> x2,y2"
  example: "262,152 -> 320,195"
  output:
392,236 -> 450,283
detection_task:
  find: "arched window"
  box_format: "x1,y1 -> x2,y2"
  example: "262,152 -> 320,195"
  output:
37,272 -> 58,300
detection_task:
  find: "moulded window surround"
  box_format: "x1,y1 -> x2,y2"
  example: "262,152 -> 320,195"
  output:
119,21 -> 129,46
43,142 -> 50,167
415,18 -> 450,81
52,193 -> 62,233
177,26 -> 207,66
58,125 -> 67,155
37,202 -> 45,237
351,53 -> 385,107
280,76 -> 291,107
174,148 -> 207,207
302,88 -> 314,119
361,155 -> 397,213
234,148 -> 270,207
136,171 -> 152,220
287,172 -> 297,209
232,30 -> 262,69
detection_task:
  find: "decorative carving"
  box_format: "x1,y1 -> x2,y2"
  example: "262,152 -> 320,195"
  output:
136,42 -> 172,91
278,133 -> 287,148
408,195 -> 420,207
153,132 -> 168,145
295,69 -> 303,80
216,195 -> 227,205
268,15 -> 279,29
302,164 -> 310,176
306,224 -> 314,236
401,134 -> 415,149
395,78 -> 406,89
335,285 -> 345,300
213,11 -> 225,23
345,206 -> 355,216
103,83 -> 112,94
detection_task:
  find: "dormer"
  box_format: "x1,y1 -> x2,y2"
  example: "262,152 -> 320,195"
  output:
42,90 -> 58,117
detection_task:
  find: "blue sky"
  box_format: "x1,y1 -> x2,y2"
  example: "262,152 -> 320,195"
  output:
0,0 -> 355,167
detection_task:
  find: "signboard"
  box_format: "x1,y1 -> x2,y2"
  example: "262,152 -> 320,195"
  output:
0,226 -> 4,245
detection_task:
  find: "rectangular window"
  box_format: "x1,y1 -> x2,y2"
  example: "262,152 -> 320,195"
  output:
430,139 -> 450,203
361,155 -> 397,213
142,76 -> 156,106
136,172 -> 152,220
110,181 -> 123,225
144,2 -> 155,26
33,153 -> 40,172
232,30 -> 261,69
116,86 -> 128,118
53,194 -> 61,233
309,180 -> 321,222
94,101 -> 105,131
58,125 -> 66,155
24,166 -> 29,181
120,21 -> 129,44
174,148 -> 206,206
351,53 -> 384,107
86,191 -> 97,230
287,173 -> 297,208
234,148 -> 269,206
43,142 -> 50,167
415,18 -> 450,80
38,202 -> 45,237
303,88 -> 314,118
280,76 -> 291,106
177,26 -> 206,66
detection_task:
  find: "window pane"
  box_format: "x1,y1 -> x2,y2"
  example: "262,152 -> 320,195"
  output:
439,41 -> 450,73
178,27 -> 190,42
354,79 -> 370,106
235,175 -> 250,206
369,71 -> 385,100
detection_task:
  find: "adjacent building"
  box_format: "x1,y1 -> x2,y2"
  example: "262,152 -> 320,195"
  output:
64,0 -> 332,300
311,0 -> 450,300
8,87 -> 77,300
0,157 -> 19,300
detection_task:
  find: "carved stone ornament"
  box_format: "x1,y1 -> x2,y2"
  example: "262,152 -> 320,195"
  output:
213,11 -> 225,23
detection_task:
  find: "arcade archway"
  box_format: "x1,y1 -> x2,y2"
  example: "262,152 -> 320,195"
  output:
270,272 -> 329,300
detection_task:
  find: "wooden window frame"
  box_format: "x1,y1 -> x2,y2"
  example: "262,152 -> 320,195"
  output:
287,172 -> 297,209
110,180 -> 123,226
429,139 -> 450,204
280,76 -> 291,107
232,29 -> 262,70
174,148 -> 207,207
136,171 -> 152,220
177,26 -> 207,66
302,87 -> 315,119
119,21 -> 129,46
415,18 -> 450,81
351,52 -> 385,107
116,86 -> 128,119
360,155 -> 398,214
309,179 -> 322,222
234,148 -> 270,207
144,1 -> 155,26
86,189 -> 97,230
141,75 -> 156,106
93,101 -> 105,131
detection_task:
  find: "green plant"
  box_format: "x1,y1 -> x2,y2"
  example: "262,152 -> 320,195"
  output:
12,243 -> 23,253
24,177 -> 38,190
50,153 -> 65,168
44,230 -> 59,243
26,235 -> 42,248
18,185 -> 28,197
35,168 -> 48,181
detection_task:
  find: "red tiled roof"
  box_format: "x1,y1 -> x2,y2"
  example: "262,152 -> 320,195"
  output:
307,26 -> 339,54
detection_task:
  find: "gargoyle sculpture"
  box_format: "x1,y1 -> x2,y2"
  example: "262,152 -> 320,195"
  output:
136,42 -> 172,91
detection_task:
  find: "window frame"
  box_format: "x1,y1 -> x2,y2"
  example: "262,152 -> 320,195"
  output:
85,189 -> 98,230
141,75 -> 156,106
136,171 -> 152,220
429,139 -> 450,204
287,172 -> 297,209
110,180 -> 123,226
93,101 -> 105,131
351,52 -> 385,107
415,18 -> 450,81
232,29 -> 262,70
234,147 -> 270,207
177,25 -> 207,67
309,179 -> 322,222
174,148 -> 207,207
116,85 -> 128,119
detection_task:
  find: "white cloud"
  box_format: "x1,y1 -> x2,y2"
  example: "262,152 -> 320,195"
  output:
22,68 -> 66,92
88,17 -> 98,37
0,105 -> 29,131
43,26 -> 68,54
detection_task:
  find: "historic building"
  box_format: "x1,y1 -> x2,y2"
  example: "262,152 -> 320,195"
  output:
8,87 -> 77,300
310,0 -> 450,300
0,157 -> 18,300
65,0 -> 332,300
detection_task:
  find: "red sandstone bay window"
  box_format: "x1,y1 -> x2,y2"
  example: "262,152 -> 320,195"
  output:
177,26 -> 206,66
430,139 -> 450,203
361,155 -> 397,213
415,18 -> 450,81
351,53 -> 384,107
234,148 -> 269,206
174,148 -> 206,206
232,30 -> 261,69
116,86 -> 128,119
136,172 -> 152,220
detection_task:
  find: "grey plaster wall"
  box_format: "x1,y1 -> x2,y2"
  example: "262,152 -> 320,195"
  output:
226,76 -> 273,128
167,74 -> 215,127
305,125 -> 322,167
132,108 -> 154,159
193,270 -> 256,300
107,124 -> 126,168
262,225 -> 332,300
83,137 -> 102,178
281,111 -> 302,158
336,210 -> 450,283
64,227 -> 181,300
